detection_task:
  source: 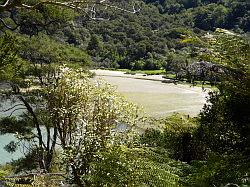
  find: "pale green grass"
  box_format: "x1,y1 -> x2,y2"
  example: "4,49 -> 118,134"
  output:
127,69 -> 166,75
106,68 -> 166,75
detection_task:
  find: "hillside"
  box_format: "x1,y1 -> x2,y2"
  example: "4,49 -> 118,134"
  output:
53,0 -> 250,70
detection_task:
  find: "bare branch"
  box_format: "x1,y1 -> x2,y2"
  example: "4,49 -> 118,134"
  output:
1,0 -> 140,14
1,0 -> 140,30
22,0 -> 140,14
0,0 -> 22,12
0,0 -> 11,7
102,3 -> 141,14
6,172 -> 66,179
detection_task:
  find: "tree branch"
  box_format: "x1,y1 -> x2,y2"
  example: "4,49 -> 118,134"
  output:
18,95 -> 46,150
0,0 -> 22,13
1,0 -> 140,14
0,18 -> 18,31
1,0 -> 140,30
0,103 -> 25,112
7,107 -> 26,117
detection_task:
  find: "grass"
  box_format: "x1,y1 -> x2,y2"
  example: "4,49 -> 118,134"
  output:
101,68 -> 166,75
111,69 -> 166,75
126,69 -> 166,75
163,73 -> 176,79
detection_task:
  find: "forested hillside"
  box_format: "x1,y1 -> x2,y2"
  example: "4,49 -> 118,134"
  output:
1,0 -> 248,70
53,0 -> 250,69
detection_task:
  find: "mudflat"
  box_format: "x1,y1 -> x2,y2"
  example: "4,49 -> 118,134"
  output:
92,69 -> 208,117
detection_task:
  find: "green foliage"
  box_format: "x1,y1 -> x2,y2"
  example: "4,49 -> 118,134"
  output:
0,32 -> 28,83
141,114 -> 200,162
0,32 -> 91,172
0,1 -> 249,186
186,154 -> 250,187
0,164 -> 13,181
144,0 -> 249,32
187,33 -> 250,187
14,3 -> 76,36
0,116 -> 33,136
18,34 -> 91,66
0,32 -> 17,68
43,67 -> 144,185
87,146 -> 183,187
196,33 -> 250,155
124,69 -> 166,75
1,0 -> 250,72
10,150 -> 39,173
0,31 -> 91,90
193,4 -> 229,30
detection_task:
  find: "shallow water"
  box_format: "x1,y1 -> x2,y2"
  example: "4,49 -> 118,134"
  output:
0,100 -> 25,165
0,134 -> 24,164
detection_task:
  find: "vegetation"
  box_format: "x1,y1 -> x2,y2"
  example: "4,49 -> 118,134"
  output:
124,69 -> 166,75
0,0 -> 249,186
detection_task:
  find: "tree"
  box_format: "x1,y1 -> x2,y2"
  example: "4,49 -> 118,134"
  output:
0,0 -> 141,178
194,4 -> 228,30
197,32 -> 250,153
87,34 -> 103,56
0,0 -> 141,32
190,32 -> 250,186
43,67 -> 145,185
0,31 -> 91,173
46,69 -> 186,186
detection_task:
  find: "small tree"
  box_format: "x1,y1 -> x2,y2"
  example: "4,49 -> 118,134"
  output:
0,32 -> 91,173
45,67 -> 144,185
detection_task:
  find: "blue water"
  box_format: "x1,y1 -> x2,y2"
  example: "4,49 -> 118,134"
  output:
0,134 -> 24,164
0,100 -> 25,165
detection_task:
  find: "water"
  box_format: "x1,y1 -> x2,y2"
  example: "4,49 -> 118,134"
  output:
0,100 -> 25,165
0,134 -> 24,164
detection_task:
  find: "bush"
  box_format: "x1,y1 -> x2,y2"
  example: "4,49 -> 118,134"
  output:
186,153 -> 250,187
141,114 -> 202,163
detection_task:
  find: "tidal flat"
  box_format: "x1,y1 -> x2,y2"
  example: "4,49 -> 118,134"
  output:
93,69 -> 208,117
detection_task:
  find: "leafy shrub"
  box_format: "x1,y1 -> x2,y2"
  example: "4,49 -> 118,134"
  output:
141,114 -> 202,162
186,153 -> 250,187
85,146 -> 184,187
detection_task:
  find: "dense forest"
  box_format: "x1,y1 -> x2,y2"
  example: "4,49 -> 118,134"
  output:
0,0 -> 249,186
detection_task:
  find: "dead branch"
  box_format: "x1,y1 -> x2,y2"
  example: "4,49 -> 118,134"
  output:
1,0 -> 140,30
1,0 -> 140,15
6,172 -> 66,179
